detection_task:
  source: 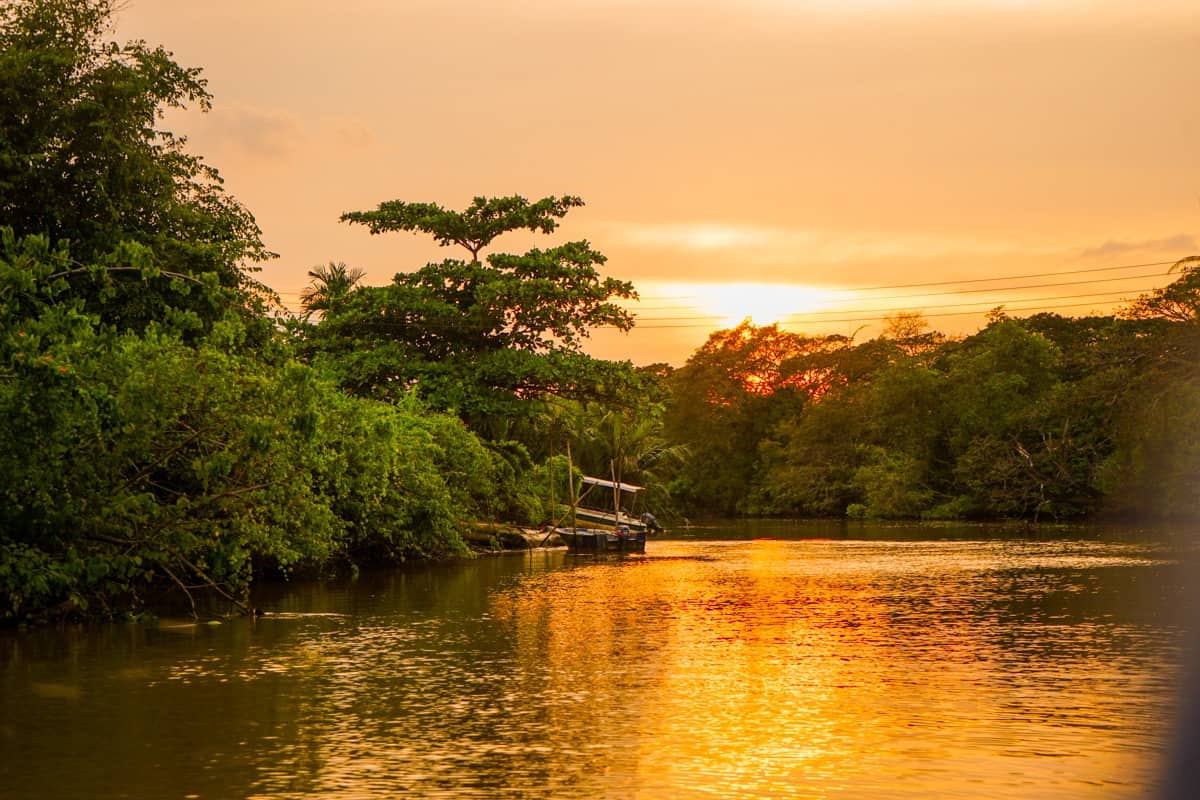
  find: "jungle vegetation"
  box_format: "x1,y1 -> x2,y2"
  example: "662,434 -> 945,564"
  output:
664,300 -> 1199,521
1,0 -> 1196,623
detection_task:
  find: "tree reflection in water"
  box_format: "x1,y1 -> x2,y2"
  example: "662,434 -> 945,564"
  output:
0,526 -> 1188,799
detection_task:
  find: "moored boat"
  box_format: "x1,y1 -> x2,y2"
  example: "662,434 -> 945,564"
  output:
556,525 -> 647,554
565,476 -> 664,533
550,460 -> 661,554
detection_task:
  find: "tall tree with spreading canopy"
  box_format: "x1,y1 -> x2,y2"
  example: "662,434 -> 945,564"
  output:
315,194 -> 641,434
0,0 -> 274,333
341,195 -> 586,261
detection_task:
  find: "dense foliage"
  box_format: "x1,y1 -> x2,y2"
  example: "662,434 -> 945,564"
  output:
0,1 -> 522,624
0,223 -> 522,622
0,0 -> 273,336
664,278 -> 1199,521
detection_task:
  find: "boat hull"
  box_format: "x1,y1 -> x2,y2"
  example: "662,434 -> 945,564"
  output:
565,507 -> 647,532
556,527 -> 647,554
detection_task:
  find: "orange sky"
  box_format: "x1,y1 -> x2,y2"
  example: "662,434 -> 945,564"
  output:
115,0 -> 1199,365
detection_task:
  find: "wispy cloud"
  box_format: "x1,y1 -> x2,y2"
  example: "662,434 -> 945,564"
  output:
329,117 -> 377,150
612,222 -> 784,251
605,221 -> 1022,264
179,105 -> 379,162
204,104 -> 305,158
1076,235 -> 1197,262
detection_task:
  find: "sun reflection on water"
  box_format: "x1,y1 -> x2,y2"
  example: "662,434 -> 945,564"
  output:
0,535 -> 1187,799
480,539 -> 1180,798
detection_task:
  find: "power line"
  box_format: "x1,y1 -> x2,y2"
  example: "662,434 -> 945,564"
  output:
627,287 -> 1155,325
800,270 -> 1168,305
625,259 -> 1175,304
634,298 -> 1145,329
781,287 -> 1152,320
276,269 -> 1168,314
273,288 -> 1147,332
267,257 -> 1185,329
833,259 -> 1180,292
269,257 -> 1183,302
624,276 -> 1166,322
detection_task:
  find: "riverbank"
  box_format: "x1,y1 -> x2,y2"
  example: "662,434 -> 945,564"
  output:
461,523 -> 562,553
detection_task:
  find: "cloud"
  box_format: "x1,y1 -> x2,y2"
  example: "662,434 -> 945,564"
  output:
173,104 -> 380,167
1076,235 -> 1198,262
611,222 -> 782,251
330,118 -> 376,150
604,221 -> 1023,263
187,104 -> 306,159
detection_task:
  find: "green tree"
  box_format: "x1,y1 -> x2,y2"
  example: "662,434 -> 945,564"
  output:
756,383 -> 869,516
669,270 -> 1200,522
534,395 -> 685,516
341,194 -> 585,261
753,331 -> 936,517
664,322 -> 843,515
0,6 -> 523,624
313,195 -> 640,431
1103,258 -> 1200,516
0,0 -> 273,333
881,311 -> 945,358
0,232 -> 495,621
1125,256 -> 1200,323
931,319 -> 1126,519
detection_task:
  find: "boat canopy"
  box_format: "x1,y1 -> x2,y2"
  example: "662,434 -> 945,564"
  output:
579,476 -> 644,494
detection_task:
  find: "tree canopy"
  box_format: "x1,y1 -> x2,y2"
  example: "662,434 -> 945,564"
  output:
300,261 -> 365,315
341,195 -> 585,261
0,1 -> 520,625
311,194 -> 641,430
0,0 -> 273,333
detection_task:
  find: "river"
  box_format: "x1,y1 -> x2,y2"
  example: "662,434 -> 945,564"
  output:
1,520 -> 1195,799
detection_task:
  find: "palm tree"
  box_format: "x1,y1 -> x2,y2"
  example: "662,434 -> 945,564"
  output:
300,261 -> 366,315
546,397 -> 688,516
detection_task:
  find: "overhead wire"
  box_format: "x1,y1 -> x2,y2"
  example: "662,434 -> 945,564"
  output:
618,288 -> 1155,326
271,289 -> 1150,331
266,256 -> 1185,329
271,257 -> 1178,302
632,299 -> 1149,329
819,259 -> 1180,292
620,279 -> 1165,324
272,284 -> 1158,324
614,261 -> 1176,311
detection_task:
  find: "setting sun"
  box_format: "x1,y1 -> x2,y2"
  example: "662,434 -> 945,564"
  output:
662,282 -> 848,328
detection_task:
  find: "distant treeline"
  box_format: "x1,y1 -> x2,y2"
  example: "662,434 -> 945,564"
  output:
660,301 -> 1199,521
1,1 -> 1196,625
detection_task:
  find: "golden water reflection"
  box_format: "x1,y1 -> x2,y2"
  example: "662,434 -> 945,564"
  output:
488,540 -> 1178,798
0,534 -> 1189,799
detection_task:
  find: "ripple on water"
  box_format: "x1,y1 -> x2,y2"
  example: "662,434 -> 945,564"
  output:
0,534 -> 1188,800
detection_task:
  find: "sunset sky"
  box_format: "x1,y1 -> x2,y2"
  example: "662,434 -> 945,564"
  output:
115,0 -> 1199,365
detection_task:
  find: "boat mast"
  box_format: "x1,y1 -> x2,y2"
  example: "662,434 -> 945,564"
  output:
611,459 -> 620,525
567,441 -> 577,531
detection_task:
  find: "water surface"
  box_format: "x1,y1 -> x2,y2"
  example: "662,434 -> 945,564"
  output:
1,521 -> 1194,798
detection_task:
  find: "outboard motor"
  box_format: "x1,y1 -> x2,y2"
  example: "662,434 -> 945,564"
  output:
640,512 -> 664,534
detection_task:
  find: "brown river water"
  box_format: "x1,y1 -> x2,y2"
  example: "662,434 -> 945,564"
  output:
1,520 -> 1196,799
